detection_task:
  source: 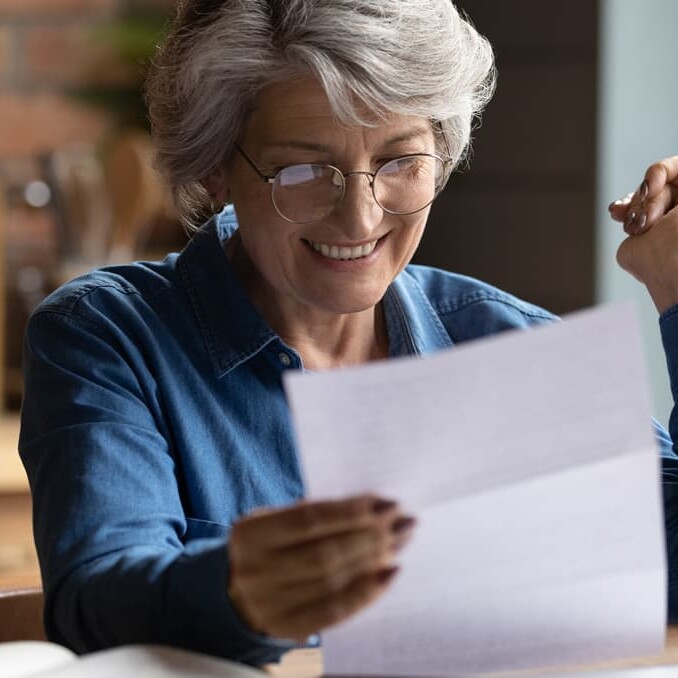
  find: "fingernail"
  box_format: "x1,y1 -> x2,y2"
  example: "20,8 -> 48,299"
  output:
639,180 -> 649,204
391,516 -> 417,534
635,212 -> 647,232
376,565 -> 399,584
373,499 -> 398,515
625,211 -> 637,231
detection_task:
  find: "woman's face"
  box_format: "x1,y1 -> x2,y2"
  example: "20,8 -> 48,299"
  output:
223,77 -> 436,318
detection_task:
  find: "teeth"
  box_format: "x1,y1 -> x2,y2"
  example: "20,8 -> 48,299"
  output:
309,240 -> 378,260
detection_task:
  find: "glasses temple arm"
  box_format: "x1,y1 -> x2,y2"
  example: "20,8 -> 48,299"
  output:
234,144 -> 273,183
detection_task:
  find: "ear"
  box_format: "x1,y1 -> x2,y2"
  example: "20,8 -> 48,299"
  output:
202,167 -> 231,205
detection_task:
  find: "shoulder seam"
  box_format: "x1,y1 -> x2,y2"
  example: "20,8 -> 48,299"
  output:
433,292 -> 553,320
29,304 -> 109,338
36,280 -> 169,315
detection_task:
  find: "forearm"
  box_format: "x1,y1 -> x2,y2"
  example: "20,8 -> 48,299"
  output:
20,310 -> 294,664
46,540 -> 295,664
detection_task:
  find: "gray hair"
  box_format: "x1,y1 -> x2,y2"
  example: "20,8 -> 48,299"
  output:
146,0 -> 496,227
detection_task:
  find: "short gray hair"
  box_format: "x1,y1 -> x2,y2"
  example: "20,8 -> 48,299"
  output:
146,0 -> 496,227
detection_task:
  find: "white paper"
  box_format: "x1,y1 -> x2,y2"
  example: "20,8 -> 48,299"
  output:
18,645 -> 267,678
284,304 -> 667,676
0,641 -> 75,678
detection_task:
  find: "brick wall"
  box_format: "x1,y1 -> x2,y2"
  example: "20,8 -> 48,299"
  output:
0,0 -> 125,158
0,0 -> 175,407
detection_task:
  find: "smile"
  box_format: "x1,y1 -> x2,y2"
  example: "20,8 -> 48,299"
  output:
306,239 -> 379,261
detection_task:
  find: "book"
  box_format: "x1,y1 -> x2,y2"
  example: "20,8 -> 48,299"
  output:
0,641 -> 267,678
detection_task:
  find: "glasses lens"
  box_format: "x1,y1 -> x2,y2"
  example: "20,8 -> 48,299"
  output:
374,155 -> 444,214
272,164 -> 343,223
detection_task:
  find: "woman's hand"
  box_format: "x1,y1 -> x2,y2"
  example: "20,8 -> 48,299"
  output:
610,156 -> 678,313
227,494 -> 415,641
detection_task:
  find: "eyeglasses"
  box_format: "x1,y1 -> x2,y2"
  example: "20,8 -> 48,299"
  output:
235,143 -> 452,224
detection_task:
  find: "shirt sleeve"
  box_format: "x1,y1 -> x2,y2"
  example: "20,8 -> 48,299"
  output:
19,307 -> 294,664
657,304 -> 678,622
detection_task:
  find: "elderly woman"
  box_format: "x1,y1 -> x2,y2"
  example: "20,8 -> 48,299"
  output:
19,0 -> 678,667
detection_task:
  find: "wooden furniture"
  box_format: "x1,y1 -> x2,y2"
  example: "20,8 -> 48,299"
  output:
105,132 -> 170,264
0,415 -> 40,590
0,176 -> 6,412
0,415 -> 25,492
0,587 -> 45,643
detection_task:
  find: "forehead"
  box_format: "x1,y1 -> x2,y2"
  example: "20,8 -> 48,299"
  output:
242,76 -> 432,147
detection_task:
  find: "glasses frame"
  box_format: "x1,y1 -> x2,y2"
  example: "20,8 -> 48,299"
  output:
234,143 -> 453,224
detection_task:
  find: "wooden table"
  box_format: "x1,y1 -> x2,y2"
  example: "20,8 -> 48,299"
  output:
0,415 -> 40,589
265,628 -> 678,677
0,415 -> 24,493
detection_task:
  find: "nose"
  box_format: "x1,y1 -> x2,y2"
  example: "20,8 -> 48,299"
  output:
331,172 -> 383,240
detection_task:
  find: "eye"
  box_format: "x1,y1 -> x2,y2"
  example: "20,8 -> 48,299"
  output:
379,155 -> 425,175
277,164 -> 328,187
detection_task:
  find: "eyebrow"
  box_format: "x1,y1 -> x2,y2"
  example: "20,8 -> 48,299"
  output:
262,126 -> 433,156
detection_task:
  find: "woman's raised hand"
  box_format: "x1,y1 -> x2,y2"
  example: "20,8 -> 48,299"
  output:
610,155 -> 678,313
227,494 -> 415,641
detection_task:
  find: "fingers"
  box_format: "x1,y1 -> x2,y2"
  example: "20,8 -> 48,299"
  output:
642,184 -> 678,232
646,156 -> 678,192
237,514 -> 416,592
623,185 -> 678,236
608,192 -> 634,222
232,494 -> 395,551
612,156 -> 678,314
227,495 -> 417,639
608,155 -> 678,234
239,518 -> 409,585
264,566 -> 399,642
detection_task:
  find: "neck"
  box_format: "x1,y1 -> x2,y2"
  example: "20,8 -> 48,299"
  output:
276,305 -> 389,370
224,235 -> 389,370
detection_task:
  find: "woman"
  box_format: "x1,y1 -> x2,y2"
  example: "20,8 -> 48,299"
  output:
19,0 -> 678,666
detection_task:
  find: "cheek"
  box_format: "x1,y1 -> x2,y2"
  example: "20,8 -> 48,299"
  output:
237,217 -> 300,278
397,216 -> 427,251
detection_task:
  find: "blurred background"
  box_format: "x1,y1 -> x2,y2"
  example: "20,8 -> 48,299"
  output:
0,0 -> 181,589
0,0 -> 677,589
0,0 -> 180,415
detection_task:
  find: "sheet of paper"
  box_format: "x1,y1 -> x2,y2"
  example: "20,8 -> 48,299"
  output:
284,304 -> 667,677
23,645 -> 267,677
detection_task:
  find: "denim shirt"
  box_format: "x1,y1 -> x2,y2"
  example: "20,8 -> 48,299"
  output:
19,207 -> 678,664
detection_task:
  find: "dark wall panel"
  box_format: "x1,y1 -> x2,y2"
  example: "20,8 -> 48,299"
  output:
415,0 -> 599,315
420,188 -> 592,313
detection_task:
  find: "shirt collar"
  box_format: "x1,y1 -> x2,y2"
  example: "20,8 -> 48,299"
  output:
384,270 -> 454,356
178,206 -> 453,377
178,209 -> 277,378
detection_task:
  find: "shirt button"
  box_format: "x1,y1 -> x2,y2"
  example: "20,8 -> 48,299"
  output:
278,352 -> 292,367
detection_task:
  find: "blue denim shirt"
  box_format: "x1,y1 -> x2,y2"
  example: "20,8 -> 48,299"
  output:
19,207 -> 678,664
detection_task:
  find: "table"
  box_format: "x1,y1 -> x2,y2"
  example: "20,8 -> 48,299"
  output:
265,627 -> 678,677
0,415 -> 24,492
0,415 -> 40,589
